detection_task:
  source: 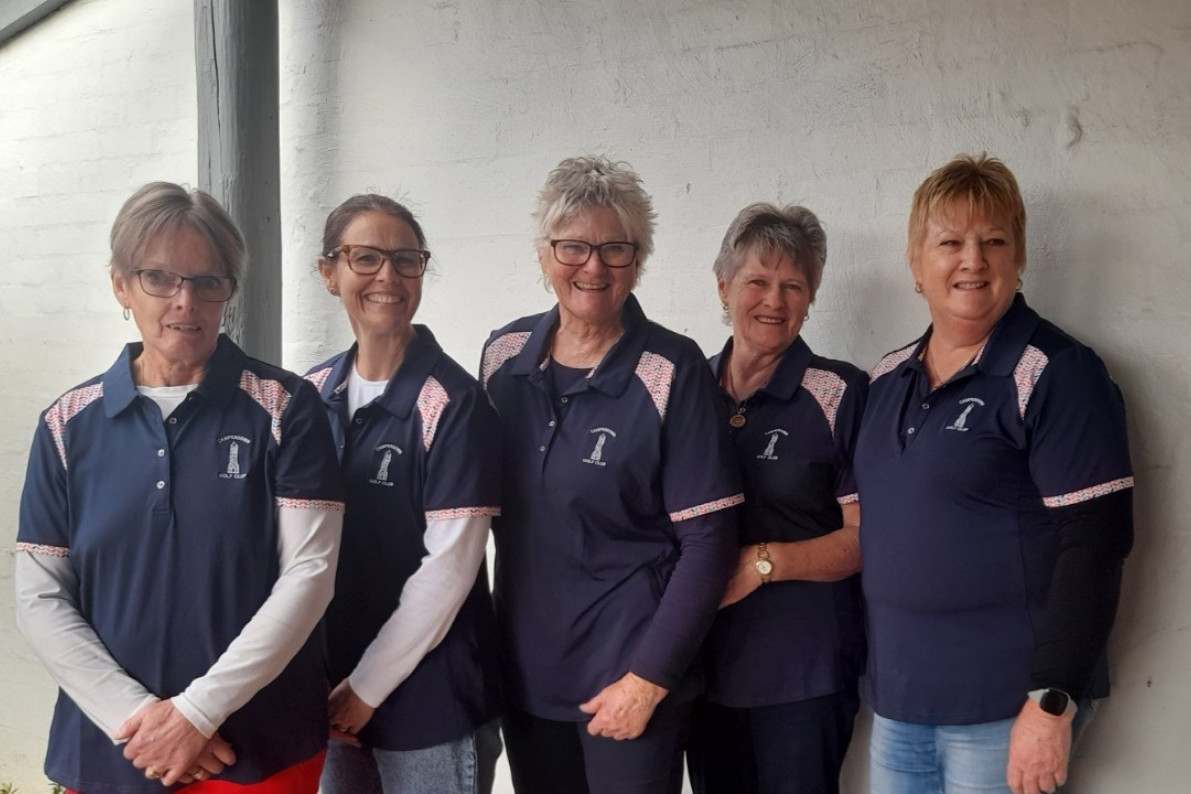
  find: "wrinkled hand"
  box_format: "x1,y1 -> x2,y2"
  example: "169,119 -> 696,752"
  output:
1007,698 -> 1073,794
720,546 -> 763,608
182,734 -> 237,783
578,672 -> 667,741
116,700 -> 208,786
329,679 -> 375,747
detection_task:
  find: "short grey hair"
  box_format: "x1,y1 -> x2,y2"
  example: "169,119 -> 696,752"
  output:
110,182 -> 246,281
532,155 -> 656,271
713,202 -> 827,301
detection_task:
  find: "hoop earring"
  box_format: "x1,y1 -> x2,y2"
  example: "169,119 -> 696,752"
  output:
1017,277 -> 1023,292
914,281 -> 923,294
123,306 -> 130,321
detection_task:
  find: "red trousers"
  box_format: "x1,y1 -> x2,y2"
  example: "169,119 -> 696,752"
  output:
69,749 -> 325,794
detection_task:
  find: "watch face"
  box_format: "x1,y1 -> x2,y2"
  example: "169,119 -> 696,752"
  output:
755,559 -> 774,576
1039,689 -> 1071,716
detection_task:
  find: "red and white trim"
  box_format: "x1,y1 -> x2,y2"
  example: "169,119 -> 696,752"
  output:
669,493 -> 745,523
1013,345 -> 1049,420
426,506 -> 501,521
481,332 -> 531,388
240,371 -> 293,445
870,344 -> 917,383
275,497 -> 346,512
304,367 -> 333,392
15,541 -> 69,558
45,383 -> 104,470
1042,477 -> 1134,508
416,377 -> 450,452
802,367 -> 848,435
634,352 -> 675,422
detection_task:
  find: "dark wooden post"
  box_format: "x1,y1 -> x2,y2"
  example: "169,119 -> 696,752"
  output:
194,0 -> 280,362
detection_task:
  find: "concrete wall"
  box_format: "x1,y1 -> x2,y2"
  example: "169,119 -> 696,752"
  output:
3,0 -> 1189,790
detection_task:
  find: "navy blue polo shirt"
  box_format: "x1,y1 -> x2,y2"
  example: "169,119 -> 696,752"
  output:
17,335 -> 343,794
481,294 -> 743,720
307,326 -> 502,751
704,336 -> 867,708
855,295 -> 1133,725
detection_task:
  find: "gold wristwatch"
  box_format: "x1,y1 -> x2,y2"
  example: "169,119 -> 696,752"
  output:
754,542 -> 773,584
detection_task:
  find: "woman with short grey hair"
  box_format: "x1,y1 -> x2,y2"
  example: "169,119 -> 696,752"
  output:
482,155 -> 742,793
688,202 -> 867,794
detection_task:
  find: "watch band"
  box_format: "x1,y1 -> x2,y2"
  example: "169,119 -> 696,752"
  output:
754,542 -> 773,584
1028,688 -> 1077,717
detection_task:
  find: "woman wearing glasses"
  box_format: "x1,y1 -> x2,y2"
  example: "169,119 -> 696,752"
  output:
16,182 -> 344,793
308,194 -> 503,794
481,156 -> 742,793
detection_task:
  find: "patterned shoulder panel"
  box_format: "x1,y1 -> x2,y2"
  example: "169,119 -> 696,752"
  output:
417,376 -> 451,452
869,343 -> 917,383
802,367 -> 848,435
481,331 -> 532,388
634,351 -> 676,421
239,370 -> 293,445
304,366 -> 334,393
1013,345 -> 1049,420
45,383 -> 104,470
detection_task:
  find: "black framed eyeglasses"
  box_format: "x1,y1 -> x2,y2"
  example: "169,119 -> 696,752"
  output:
134,269 -> 237,302
549,239 -> 639,268
328,244 -> 430,278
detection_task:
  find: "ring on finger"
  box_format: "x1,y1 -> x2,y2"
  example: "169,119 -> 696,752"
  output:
191,768 -> 209,780
145,767 -> 162,779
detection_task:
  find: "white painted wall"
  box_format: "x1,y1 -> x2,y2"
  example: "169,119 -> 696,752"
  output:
2,0 -> 1188,790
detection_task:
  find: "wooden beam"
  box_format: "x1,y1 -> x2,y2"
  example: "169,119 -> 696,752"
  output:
194,0 -> 281,363
0,0 -> 73,47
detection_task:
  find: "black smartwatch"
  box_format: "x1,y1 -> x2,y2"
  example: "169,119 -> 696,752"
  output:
1028,688 -> 1076,717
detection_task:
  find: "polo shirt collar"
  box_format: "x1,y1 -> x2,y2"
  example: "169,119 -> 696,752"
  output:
102,334 -> 245,417
900,293 -> 1041,383
972,294 -> 1041,377
511,293 -> 651,399
322,326 -> 443,419
711,335 -> 813,402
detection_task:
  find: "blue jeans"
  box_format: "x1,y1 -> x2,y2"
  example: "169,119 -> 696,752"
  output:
869,704 -> 1096,794
321,719 -> 502,794
869,714 -> 1014,794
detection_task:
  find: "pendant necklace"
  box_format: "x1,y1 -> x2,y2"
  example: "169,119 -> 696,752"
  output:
722,363 -> 748,428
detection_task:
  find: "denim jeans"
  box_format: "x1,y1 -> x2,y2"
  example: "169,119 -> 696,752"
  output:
321,719 -> 502,794
869,714 -> 1015,794
869,702 -> 1096,794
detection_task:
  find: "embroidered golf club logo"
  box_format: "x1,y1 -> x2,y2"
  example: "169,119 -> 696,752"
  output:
371,444 -> 402,486
583,427 -> 616,466
218,435 -> 250,479
758,428 -> 788,460
946,397 -> 985,432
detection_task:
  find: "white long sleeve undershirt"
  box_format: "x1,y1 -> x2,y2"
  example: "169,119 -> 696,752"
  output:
15,503 -> 342,740
346,513 -> 490,708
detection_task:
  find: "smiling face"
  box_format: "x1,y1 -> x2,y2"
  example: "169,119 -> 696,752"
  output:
720,247 -> 812,360
112,226 -> 228,383
319,210 -> 422,342
541,204 -> 638,331
911,203 -> 1022,332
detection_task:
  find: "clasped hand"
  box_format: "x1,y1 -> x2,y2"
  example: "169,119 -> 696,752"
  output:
116,700 -> 236,786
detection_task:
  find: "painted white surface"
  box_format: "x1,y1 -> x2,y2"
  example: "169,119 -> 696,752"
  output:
2,0 -> 1189,790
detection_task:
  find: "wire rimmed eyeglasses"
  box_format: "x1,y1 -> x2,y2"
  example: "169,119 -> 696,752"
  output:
549,239 -> 639,268
327,244 -> 431,278
134,268 -> 237,302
